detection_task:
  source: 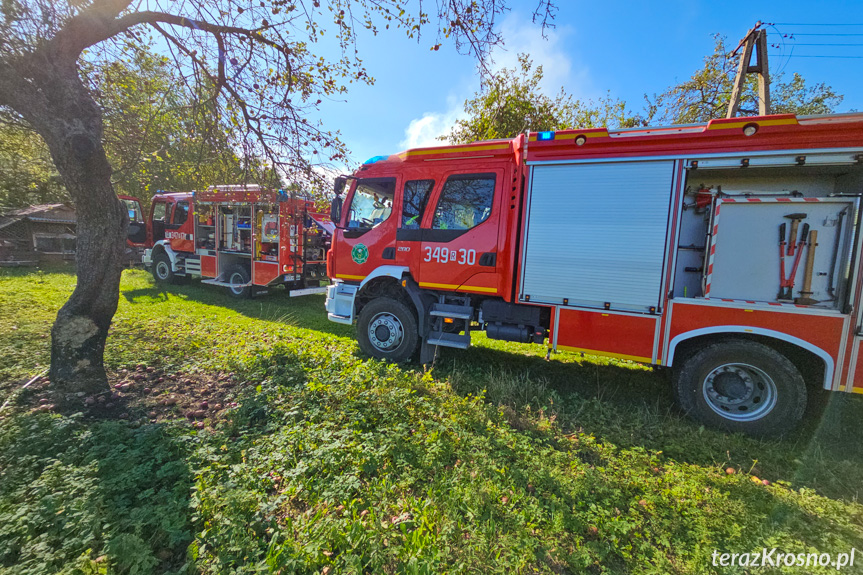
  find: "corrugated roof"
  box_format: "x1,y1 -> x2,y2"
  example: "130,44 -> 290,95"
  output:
0,204 -> 76,230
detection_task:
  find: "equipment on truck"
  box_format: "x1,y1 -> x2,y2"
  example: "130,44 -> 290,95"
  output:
323,112 -> 863,437
777,221 -> 808,301
795,230 -> 819,306
125,185 -> 332,297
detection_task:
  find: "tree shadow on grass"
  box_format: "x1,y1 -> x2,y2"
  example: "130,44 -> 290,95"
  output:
121,281 -> 353,340
0,411 -> 193,574
122,285 -> 172,304
427,343 -> 863,502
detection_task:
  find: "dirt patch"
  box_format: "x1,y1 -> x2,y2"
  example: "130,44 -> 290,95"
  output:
17,365 -> 244,428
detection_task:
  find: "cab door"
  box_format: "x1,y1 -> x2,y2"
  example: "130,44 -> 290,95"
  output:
394,177 -> 435,271
119,196 -> 147,246
163,199 -> 194,253
335,177 -> 399,281
150,198 -> 170,244
416,170 -> 504,296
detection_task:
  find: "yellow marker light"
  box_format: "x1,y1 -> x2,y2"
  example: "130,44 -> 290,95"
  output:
443,318 -> 454,324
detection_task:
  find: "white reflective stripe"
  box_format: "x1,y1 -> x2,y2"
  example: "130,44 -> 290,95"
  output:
359,265 -> 410,288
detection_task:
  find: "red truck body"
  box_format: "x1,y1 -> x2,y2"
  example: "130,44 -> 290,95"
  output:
325,113 -> 863,435
127,185 -> 331,296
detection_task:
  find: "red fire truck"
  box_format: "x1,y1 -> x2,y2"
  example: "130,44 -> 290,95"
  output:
126,185 -> 332,297
325,112 -> 863,435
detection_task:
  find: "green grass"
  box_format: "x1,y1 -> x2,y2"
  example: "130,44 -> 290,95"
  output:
2,266 -> 863,574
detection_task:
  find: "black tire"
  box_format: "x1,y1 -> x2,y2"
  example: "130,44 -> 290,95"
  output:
673,340 -> 806,437
152,252 -> 175,284
225,263 -> 252,299
356,297 -> 419,362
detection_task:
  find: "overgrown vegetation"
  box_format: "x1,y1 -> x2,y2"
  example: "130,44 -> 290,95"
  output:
444,54 -> 639,145
0,42 -> 273,212
2,266 -> 863,573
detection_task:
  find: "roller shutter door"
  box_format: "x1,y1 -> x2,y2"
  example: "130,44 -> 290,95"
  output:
520,160 -> 675,312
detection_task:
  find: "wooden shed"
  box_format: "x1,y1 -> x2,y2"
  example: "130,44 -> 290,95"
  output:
0,204 -> 76,265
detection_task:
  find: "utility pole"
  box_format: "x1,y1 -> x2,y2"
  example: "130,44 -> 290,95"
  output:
727,23 -> 771,118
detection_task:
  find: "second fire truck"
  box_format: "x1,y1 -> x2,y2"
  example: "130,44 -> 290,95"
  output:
125,185 -> 332,297
326,112 -> 863,436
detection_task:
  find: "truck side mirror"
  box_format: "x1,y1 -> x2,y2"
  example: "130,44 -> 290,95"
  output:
334,176 -> 346,195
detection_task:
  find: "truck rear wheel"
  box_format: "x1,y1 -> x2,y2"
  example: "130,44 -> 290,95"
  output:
356,297 -> 419,362
226,264 -> 252,299
673,340 -> 806,437
152,252 -> 175,284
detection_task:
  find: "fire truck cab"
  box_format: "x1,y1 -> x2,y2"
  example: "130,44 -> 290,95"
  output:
127,185 -> 331,297
326,113 -> 863,436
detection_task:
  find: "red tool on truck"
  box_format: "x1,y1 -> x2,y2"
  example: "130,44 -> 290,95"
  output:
125,185 -> 332,297
325,112 -> 863,436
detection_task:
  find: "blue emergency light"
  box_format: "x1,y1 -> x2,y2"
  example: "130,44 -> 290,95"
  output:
364,155 -> 388,165
536,131 -> 555,141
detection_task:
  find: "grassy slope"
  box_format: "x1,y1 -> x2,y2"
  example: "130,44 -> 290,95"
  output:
1,266 -> 862,574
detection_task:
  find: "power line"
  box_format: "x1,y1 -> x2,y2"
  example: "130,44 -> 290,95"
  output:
762,23 -> 795,77
761,23 -> 863,74
771,23 -> 863,26
777,33 -> 863,36
768,54 -> 863,59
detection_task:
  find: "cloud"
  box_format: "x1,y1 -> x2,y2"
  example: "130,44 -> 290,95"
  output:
490,13 -> 594,99
397,11 -> 596,150
398,95 -> 464,150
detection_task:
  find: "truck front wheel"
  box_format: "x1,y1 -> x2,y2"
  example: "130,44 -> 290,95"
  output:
152,252 -> 175,284
673,340 -> 806,437
356,297 -> 419,362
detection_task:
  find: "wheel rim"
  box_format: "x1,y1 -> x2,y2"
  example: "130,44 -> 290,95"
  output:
229,272 -> 246,295
155,261 -> 170,280
368,312 -> 404,351
702,362 -> 778,422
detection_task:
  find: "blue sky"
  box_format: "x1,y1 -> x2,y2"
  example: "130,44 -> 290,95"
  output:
315,0 -> 863,171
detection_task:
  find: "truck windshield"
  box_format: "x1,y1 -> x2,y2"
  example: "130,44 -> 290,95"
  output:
347,178 -> 396,230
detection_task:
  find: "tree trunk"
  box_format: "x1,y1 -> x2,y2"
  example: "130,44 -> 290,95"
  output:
14,58 -> 127,400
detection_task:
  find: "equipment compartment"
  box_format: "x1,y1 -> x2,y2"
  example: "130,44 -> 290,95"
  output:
707,198 -> 855,306
673,159 -> 863,307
